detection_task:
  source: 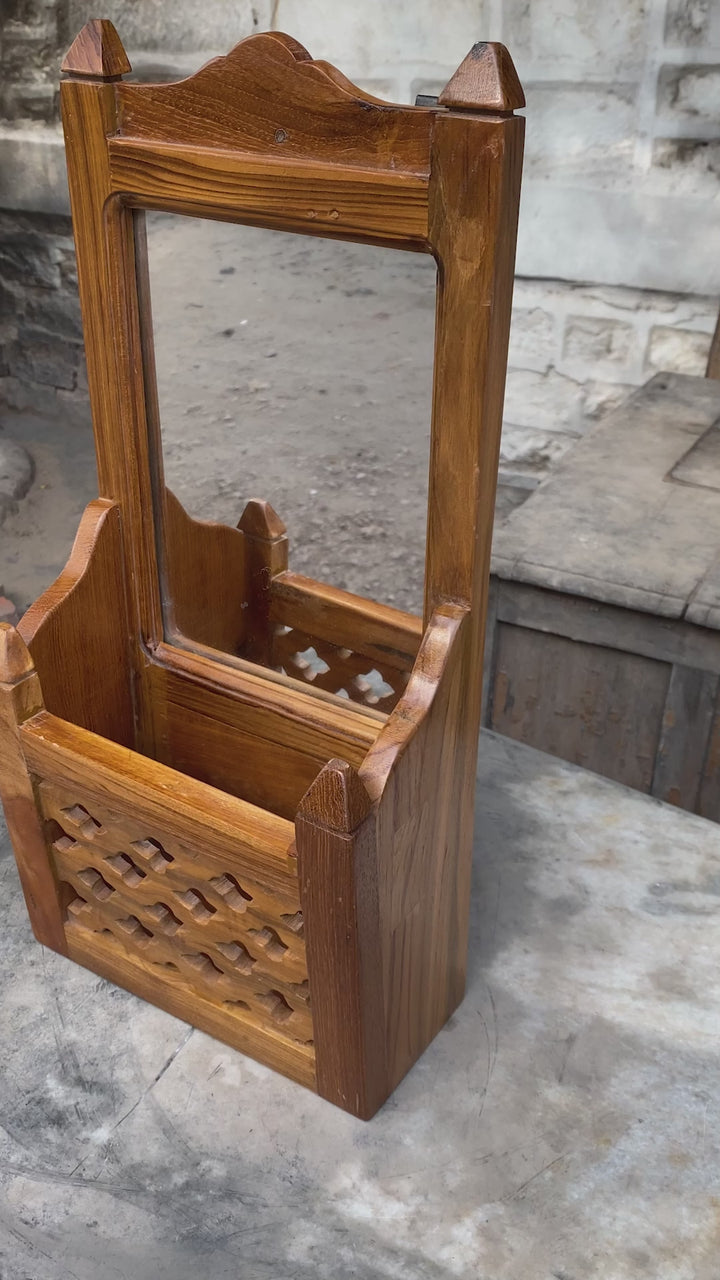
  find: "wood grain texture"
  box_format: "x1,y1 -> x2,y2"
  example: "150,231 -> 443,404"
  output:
0,627 -> 68,952
60,18 -> 131,79
66,925 -> 315,1089
360,605 -> 471,1091
490,624 -> 671,793
163,488 -> 249,655
650,665 -> 719,810
21,713 -> 297,888
237,499 -> 288,666
116,32 -> 433,176
438,41 -> 526,112
296,760 -> 385,1118
425,110 -> 525,623
147,645 -> 381,769
270,572 -> 422,671
18,500 -> 134,747
109,139 -> 431,250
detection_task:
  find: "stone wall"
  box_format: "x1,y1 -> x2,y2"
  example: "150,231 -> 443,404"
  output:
1,0 -> 719,485
0,209 -> 88,426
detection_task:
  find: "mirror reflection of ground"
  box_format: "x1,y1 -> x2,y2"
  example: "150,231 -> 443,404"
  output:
1,214 -> 529,617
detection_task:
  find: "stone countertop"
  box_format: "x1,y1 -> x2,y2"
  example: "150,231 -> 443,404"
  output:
492,372 -> 720,624
1,730 -> 719,1279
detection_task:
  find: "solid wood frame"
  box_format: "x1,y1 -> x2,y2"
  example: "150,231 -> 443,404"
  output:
0,22 -> 524,1117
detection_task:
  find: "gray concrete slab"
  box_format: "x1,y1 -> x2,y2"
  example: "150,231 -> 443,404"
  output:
493,372 -> 720,620
1,731 -> 719,1279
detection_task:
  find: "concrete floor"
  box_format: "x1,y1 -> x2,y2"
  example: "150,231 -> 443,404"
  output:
1,733 -> 720,1279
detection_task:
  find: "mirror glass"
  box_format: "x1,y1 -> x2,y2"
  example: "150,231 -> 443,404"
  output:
141,211 -> 436,701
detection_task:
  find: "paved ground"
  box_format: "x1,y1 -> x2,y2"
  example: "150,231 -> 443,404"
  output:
1,732 -> 719,1279
0,212 -> 530,617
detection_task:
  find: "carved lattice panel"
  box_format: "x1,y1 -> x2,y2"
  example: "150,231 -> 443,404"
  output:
271,624 -> 410,713
37,781 -> 312,1050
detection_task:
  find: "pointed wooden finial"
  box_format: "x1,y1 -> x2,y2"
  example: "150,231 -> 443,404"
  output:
439,42 -> 525,112
237,499 -> 287,541
61,19 -> 131,79
298,760 -> 373,833
0,623 -> 35,684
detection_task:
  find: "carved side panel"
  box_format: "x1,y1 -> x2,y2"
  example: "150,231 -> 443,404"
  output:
37,781 -> 312,1053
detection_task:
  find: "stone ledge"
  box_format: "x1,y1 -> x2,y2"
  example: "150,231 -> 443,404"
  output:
0,124 -> 68,216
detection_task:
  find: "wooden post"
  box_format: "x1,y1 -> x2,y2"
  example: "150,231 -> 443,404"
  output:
238,499 -> 288,665
0,625 -> 68,953
296,760 -> 388,1118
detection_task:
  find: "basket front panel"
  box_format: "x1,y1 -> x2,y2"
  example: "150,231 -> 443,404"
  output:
36,779 -> 313,1056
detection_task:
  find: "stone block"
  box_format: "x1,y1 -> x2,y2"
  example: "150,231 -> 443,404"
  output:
24,288 -> 83,342
0,374 -> 59,418
503,0 -> 649,75
9,324 -> 82,390
271,0 -> 486,74
503,366 -> 583,434
646,326 -> 711,374
0,231 -> 60,290
563,316 -> 637,369
582,380 -> 635,423
665,0 -> 712,45
508,307 -> 556,373
653,139 -> 720,196
68,0 -> 269,53
55,386 -> 92,430
523,82 -> 637,181
500,422 -> 576,477
659,64 -> 720,117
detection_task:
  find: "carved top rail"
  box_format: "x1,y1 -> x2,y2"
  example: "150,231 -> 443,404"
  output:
62,22 -> 524,184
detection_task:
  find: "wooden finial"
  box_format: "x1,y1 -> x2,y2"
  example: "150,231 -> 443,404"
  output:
237,499 -> 287,540
0,623 -> 35,684
438,42 -> 525,112
298,760 -> 373,833
61,19 -> 131,79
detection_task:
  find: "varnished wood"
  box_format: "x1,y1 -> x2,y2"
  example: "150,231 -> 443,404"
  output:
21,712 -> 297,884
270,572 -> 422,671
237,500 -> 288,666
163,488 -> 249,655
438,41 -> 526,112
296,760 -> 385,1118
60,18 -> 131,79
116,33 -> 434,176
19,499 -> 134,747
0,24 -> 524,1117
109,140 -> 432,251
361,605 -> 471,1089
0,628 -> 68,952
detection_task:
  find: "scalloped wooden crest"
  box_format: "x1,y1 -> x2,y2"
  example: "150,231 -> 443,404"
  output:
61,19 -> 131,79
439,41 -> 525,112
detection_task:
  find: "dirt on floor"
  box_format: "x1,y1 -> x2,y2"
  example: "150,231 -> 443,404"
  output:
1,213 -> 528,619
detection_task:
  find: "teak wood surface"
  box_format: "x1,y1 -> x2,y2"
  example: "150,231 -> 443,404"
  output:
0,21 -> 524,1118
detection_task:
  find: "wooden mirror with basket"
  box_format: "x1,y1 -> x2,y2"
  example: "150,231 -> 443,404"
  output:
0,21 -> 524,1118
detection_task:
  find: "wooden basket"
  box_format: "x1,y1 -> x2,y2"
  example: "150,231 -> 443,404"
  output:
0,22 -> 524,1118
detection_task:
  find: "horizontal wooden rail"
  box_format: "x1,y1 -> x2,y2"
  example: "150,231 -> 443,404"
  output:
270,571 -> 423,671
109,139 -> 431,249
20,711 -> 297,885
